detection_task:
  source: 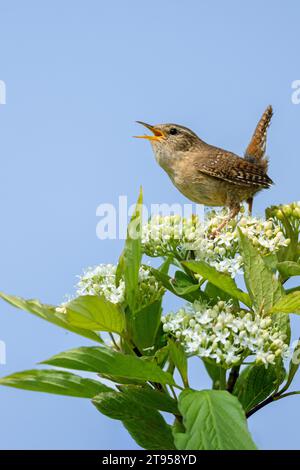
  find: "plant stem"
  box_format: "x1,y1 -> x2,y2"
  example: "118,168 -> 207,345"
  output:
108,333 -> 120,351
218,367 -> 227,390
169,384 -> 178,400
246,390 -> 300,418
227,365 -> 240,393
246,395 -> 274,418
278,391 -> 300,399
173,383 -> 185,391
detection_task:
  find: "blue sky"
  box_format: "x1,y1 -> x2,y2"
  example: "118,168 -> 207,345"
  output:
0,0 -> 300,449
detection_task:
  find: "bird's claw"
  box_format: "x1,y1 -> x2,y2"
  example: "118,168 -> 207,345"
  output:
209,230 -> 220,239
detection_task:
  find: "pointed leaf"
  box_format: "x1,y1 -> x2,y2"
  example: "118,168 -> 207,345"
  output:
277,261 -> 300,278
118,385 -> 178,414
41,346 -> 175,385
150,267 -> 205,303
123,187 -> 143,312
93,391 -> 175,450
168,340 -> 188,387
65,295 -> 125,333
271,291 -> 300,314
183,260 -> 251,307
202,359 -> 226,389
129,300 -> 162,354
0,292 -> 102,343
174,390 -> 256,450
0,369 -> 111,397
172,271 -> 200,295
158,257 -> 173,275
233,363 -> 285,413
238,230 -> 282,312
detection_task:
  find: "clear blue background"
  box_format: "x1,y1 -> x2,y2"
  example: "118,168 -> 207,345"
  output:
0,0 -> 300,449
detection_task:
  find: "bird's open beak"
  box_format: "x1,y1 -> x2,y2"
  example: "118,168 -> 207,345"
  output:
134,121 -> 165,141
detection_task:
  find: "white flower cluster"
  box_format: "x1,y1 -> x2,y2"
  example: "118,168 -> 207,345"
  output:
142,210 -> 290,277
162,300 -> 289,368
76,264 -> 125,304
76,264 -> 165,307
142,214 -> 200,257
193,212 -> 289,277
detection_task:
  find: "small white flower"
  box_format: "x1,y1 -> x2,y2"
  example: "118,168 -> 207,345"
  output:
142,210 -> 289,278
75,264 -> 164,307
76,264 -> 125,304
163,300 -> 289,368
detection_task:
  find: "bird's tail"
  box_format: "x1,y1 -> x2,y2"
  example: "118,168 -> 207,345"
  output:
244,105 -> 273,172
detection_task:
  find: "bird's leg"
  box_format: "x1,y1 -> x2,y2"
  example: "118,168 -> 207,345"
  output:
246,197 -> 253,215
210,205 -> 240,238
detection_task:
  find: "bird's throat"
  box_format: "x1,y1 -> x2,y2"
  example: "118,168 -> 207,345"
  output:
151,143 -> 179,179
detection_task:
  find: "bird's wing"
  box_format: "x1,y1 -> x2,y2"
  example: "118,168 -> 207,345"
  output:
195,148 -> 273,188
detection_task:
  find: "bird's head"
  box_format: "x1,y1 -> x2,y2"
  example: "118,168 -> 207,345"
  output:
134,122 -> 200,153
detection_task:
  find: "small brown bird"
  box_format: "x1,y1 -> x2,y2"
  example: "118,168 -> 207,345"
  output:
135,106 -> 273,235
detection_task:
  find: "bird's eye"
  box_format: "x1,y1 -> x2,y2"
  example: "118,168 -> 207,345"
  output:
169,127 -> 178,135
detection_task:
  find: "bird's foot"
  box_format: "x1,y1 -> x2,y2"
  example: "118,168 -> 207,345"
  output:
209,229 -> 220,239
209,206 -> 240,239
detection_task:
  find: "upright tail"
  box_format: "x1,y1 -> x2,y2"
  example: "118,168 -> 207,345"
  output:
244,105 -> 273,172
244,105 -> 273,214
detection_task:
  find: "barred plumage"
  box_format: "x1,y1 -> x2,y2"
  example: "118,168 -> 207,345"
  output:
243,106 -> 273,214
244,105 -> 273,172
197,149 -> 273,188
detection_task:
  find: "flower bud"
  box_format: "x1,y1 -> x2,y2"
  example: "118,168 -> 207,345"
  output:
267,353 -> 275,364
283,204 -> 292,216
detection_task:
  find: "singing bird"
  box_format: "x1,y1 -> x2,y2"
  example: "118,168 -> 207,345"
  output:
135,106 -> 273,234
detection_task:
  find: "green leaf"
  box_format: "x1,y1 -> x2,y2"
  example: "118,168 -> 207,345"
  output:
204,282 -> 239,309
168,340 -> 188,387
238,230 -> 282,312
98,373 -> 145,386
0,369 -> 112,397
153,323 -> 168,352
233,363 -> 285,413
265,206 -> 299,264
277,261 -> 300,278
271,291 -> 300,314
153,345 -> 169,368
41,346 -> 175,385
115,251 -> 125,288
93,391 -> 175,450
183,260 -> 251,307
286,285 -> 300,295
123,187 -> 143,312
158,257 -> 173,275
118,385 -> 178,414
150,267 -> 206,303
0,292 -> 102,343
129,300 -> 162,354
171,271 -> 200,296
202,359 -> 226,389
263,253 -> 279,271
273,311 -> 291,346
238,233 -> 291,342
174,390 -> 256,450
275,211 -> 298,264
65,295 -> 125,334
